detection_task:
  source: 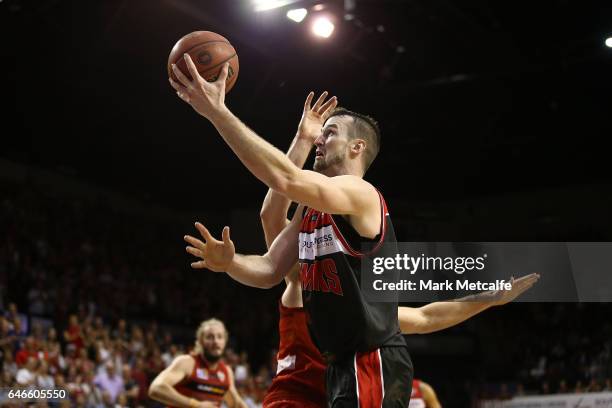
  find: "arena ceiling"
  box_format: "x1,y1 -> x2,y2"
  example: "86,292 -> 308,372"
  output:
3,0 -> 611,211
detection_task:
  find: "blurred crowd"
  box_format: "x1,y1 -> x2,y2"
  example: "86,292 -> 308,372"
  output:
0,304 -> 276,407
0,183 -> 280,406
2,181 -> 612,407
471,303 -> 612,401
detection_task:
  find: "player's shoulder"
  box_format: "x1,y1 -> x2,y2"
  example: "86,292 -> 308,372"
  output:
331,174 -> 373,186
171,354 -> 196,371
331,175 -> 379,197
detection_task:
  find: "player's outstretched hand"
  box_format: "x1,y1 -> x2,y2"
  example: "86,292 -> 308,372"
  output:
169,54 -> 229,121
184,222 -> 235,272
493,273 -> 540,305
297,91 -> 338,142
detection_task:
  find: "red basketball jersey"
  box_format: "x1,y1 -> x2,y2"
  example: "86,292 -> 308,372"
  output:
171,354 -> 230,407
263,302 -> 327,407
409,379 -> 426,408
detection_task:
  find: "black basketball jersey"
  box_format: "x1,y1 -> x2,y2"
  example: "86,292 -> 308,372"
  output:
298,190 -> 404,358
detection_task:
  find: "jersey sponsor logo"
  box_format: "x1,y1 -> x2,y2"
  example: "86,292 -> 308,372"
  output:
196,368 -> 208,380
299,259 -> 343,296
276,354 -> 296,374
301,233 -> 333,248
195,383 -> 226,396
299,225 -> 348,260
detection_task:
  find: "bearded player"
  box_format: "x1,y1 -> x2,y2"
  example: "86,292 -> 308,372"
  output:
148,318 -> 247,408
172,59 -> 535,407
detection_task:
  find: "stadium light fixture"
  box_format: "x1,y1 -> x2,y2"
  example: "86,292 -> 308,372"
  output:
252,0 -> 301,12
312,17 -> 335,38
606,37 -> 612,48
287,8 -> 308,23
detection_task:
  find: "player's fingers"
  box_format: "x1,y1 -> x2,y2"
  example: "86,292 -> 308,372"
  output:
177,91 -> 190,103
191,260 -> 208,269
222,226 -> 231,245
217,62 -> 230,85
516,278 -> 537,293
312,91 -> 329,111
517,273 -> 538,286
516,273 -> 534,282
172,63 -> 192,88
303,91 -> 315,111
169,78 -> 186,92
182,54 -> 202,85
194,222 -> 215,242
184,235 -> 206,250
319,96 -> 338,116
185,246 -> 204,258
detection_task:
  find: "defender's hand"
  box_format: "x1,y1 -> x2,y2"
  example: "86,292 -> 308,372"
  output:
297,91 -> 338,142
184,222 -> 235,272
493,273 -> 540,306
169,54 -> 229,121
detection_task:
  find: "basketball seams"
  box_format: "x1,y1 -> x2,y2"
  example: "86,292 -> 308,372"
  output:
180,40 -> 232,55
172,53 -> 238,87
176,53 -> 237,73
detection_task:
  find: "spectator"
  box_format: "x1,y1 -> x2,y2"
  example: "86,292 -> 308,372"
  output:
94,361 -> 124,403
16,336 -> 46,366
2,351 -> 18,379
121,364 -> 139,406
16,357 -> 37,387
112,319 -> 129,349
558,379 -> 568,394
131,357 -> 148,405
64,314 -> 85,354
586,378 -> 601,393
575,380 -> 584,393
540,381 -> 550,395
161,344 -> 179,368
36,361 -> 55,389
0,316 -> 17,349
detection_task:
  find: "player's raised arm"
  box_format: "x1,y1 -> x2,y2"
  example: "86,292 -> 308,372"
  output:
399,273 -> 540,334
149,355 -> 213,408
184,206 -> 303,289
260,91 -> 337,247
170,56 -> 378,218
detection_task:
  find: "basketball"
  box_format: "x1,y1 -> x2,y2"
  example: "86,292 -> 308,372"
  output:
168,31 -> 239,93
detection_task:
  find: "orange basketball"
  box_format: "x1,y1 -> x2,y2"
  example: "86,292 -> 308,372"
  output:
168,31 -> 239,93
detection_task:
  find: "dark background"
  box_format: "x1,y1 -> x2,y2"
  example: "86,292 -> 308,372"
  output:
4,0 -> 612,220
2,0 -> 612,406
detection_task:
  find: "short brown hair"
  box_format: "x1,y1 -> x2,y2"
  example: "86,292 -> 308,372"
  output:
326,107 -> 381,171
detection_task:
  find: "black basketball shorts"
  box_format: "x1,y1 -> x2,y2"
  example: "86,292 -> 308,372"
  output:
325,346 -> 413,407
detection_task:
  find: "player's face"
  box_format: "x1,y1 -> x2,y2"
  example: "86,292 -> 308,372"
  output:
201,324 -> 227,359
313,116 -> 352,174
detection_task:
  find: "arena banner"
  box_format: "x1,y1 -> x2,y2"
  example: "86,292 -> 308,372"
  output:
359,242 -> 612,302
479,392 -> 612,408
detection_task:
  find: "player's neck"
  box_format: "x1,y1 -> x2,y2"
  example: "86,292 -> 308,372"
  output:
200,353 -> 220,370
322,163 -> 363,178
